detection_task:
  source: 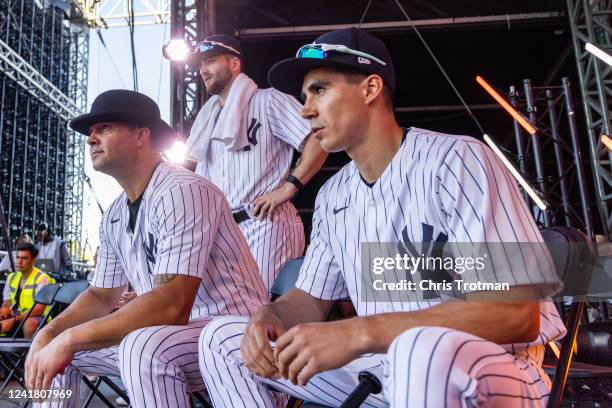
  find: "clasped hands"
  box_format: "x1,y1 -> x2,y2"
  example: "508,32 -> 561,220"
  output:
241,314 -> 360,386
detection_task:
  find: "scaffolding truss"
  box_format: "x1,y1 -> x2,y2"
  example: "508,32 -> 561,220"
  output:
77,0 -> 171,28
0,0 -> 88,257
567,0 -> 612,235
506,78 -> 595,237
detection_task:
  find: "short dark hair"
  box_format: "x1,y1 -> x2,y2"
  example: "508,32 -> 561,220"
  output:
16,243 -> 38,259
333,65 -> 395,111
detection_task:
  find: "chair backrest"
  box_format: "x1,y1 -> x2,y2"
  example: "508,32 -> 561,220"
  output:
540,226 -> 596,297
55,280 -> 89,304
33,283 -> 60,306
270,258 -> 303,301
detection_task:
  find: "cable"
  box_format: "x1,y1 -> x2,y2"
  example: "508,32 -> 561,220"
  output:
393,0 -> 485,135
128,0 -> 139,91
96,30 -> 127,88
358,0 -> 373,27
157,21 -> 169,102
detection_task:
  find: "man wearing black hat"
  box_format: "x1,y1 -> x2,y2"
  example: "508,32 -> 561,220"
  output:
183,34 -> 328,291
35,222 -> 73,277
198,28 -> 565,407
25,90 -> 268,408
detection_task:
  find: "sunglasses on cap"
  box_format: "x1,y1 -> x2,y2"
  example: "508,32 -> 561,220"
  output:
296,43 -> 386,66
194,40 -> 241,56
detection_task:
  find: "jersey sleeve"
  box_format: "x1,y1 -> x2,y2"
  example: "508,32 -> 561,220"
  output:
295,190 -> 349,300
151,183 -> 221,278
90,215 -> 129,289
267,89 -> 311,152
434,139 -> 562,297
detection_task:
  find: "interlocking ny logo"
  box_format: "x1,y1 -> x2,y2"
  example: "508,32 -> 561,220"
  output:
144,233 -> 157,275
398,223 -> 452,299
247,118 -> 261,146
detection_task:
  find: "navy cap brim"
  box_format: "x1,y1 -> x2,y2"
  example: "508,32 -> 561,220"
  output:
185,48 -> 240,68
268,57 -> 367,99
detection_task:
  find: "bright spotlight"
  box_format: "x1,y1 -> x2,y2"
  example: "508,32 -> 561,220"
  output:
162,39 -> 191,61
165,140 -> 187,163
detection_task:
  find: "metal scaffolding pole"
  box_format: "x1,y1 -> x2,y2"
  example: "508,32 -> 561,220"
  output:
170,0 -> 207,139
235,11 -> 564,38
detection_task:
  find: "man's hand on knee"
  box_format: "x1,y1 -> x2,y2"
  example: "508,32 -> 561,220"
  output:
241,312 -> 286,379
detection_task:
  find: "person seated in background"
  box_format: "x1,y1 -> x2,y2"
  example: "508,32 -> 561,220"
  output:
0,234 -> 32,275
34,222 -> 73,277
1,243 -> 56,339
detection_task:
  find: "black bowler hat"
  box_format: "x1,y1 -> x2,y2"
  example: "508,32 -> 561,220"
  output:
69,90 -> 175,148
185,34 -> 243,67
268,27 -> 395,98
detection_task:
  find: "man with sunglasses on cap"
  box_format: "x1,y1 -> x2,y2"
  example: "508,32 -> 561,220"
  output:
198,28 -> 566,407
183,34 -> 328,291
25,89 -> 268,408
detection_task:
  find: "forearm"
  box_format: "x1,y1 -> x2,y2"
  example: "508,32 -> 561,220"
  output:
256,289 -> 332,329
291,135 -> 328,185
21,304 -> 46,319
42,287 -> 120,337
355,300 -> 540,354
63,283 -> 191,352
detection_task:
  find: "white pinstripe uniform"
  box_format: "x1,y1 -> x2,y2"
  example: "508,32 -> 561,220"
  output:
185,88 -> 310,290
199,128 -> 567,407
39,163 -> 268,408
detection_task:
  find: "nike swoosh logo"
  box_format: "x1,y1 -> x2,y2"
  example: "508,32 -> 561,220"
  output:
333,206 -> 349,215
110,218 -> 120,224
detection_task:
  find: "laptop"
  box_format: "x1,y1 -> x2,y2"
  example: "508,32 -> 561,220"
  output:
35,259 -> 56,274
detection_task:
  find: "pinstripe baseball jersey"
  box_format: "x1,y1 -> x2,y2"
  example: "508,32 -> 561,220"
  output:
185,88 -> 310,210
91,162 -> 268,320
295,127 -> 566,349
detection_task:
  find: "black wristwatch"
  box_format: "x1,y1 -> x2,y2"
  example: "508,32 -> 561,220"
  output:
287,174 -> 304,190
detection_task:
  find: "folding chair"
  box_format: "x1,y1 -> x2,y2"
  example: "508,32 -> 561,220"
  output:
0,283 -> 60,399
0,281 -> 88,407
541,227 -> 612,407
270,258 -> 304,301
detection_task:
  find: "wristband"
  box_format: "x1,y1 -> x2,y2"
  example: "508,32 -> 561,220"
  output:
287,175 -> 304,190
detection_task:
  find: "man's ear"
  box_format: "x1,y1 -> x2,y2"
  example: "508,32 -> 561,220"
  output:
363,74 -> 384,106
135,127 -> 152,147
230,56 -> 242,74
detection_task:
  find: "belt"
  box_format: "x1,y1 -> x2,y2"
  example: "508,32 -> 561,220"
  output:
232,209 -> 250,224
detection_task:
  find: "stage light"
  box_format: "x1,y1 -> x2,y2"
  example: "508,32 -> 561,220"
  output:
601,134 -> 612,151
586,42 -> 612,67
483,134 -> 548,211
476,75 -> 537,136
162,39 -> 191,61
165,140 -> 187,163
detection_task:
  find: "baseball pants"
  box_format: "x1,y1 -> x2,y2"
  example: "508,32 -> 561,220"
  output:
199,316 -> 553,407
37,318 -> 212,408
239,202 -> 305,291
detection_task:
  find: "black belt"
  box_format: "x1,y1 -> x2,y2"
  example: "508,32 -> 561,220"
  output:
232,209 -> 250,224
